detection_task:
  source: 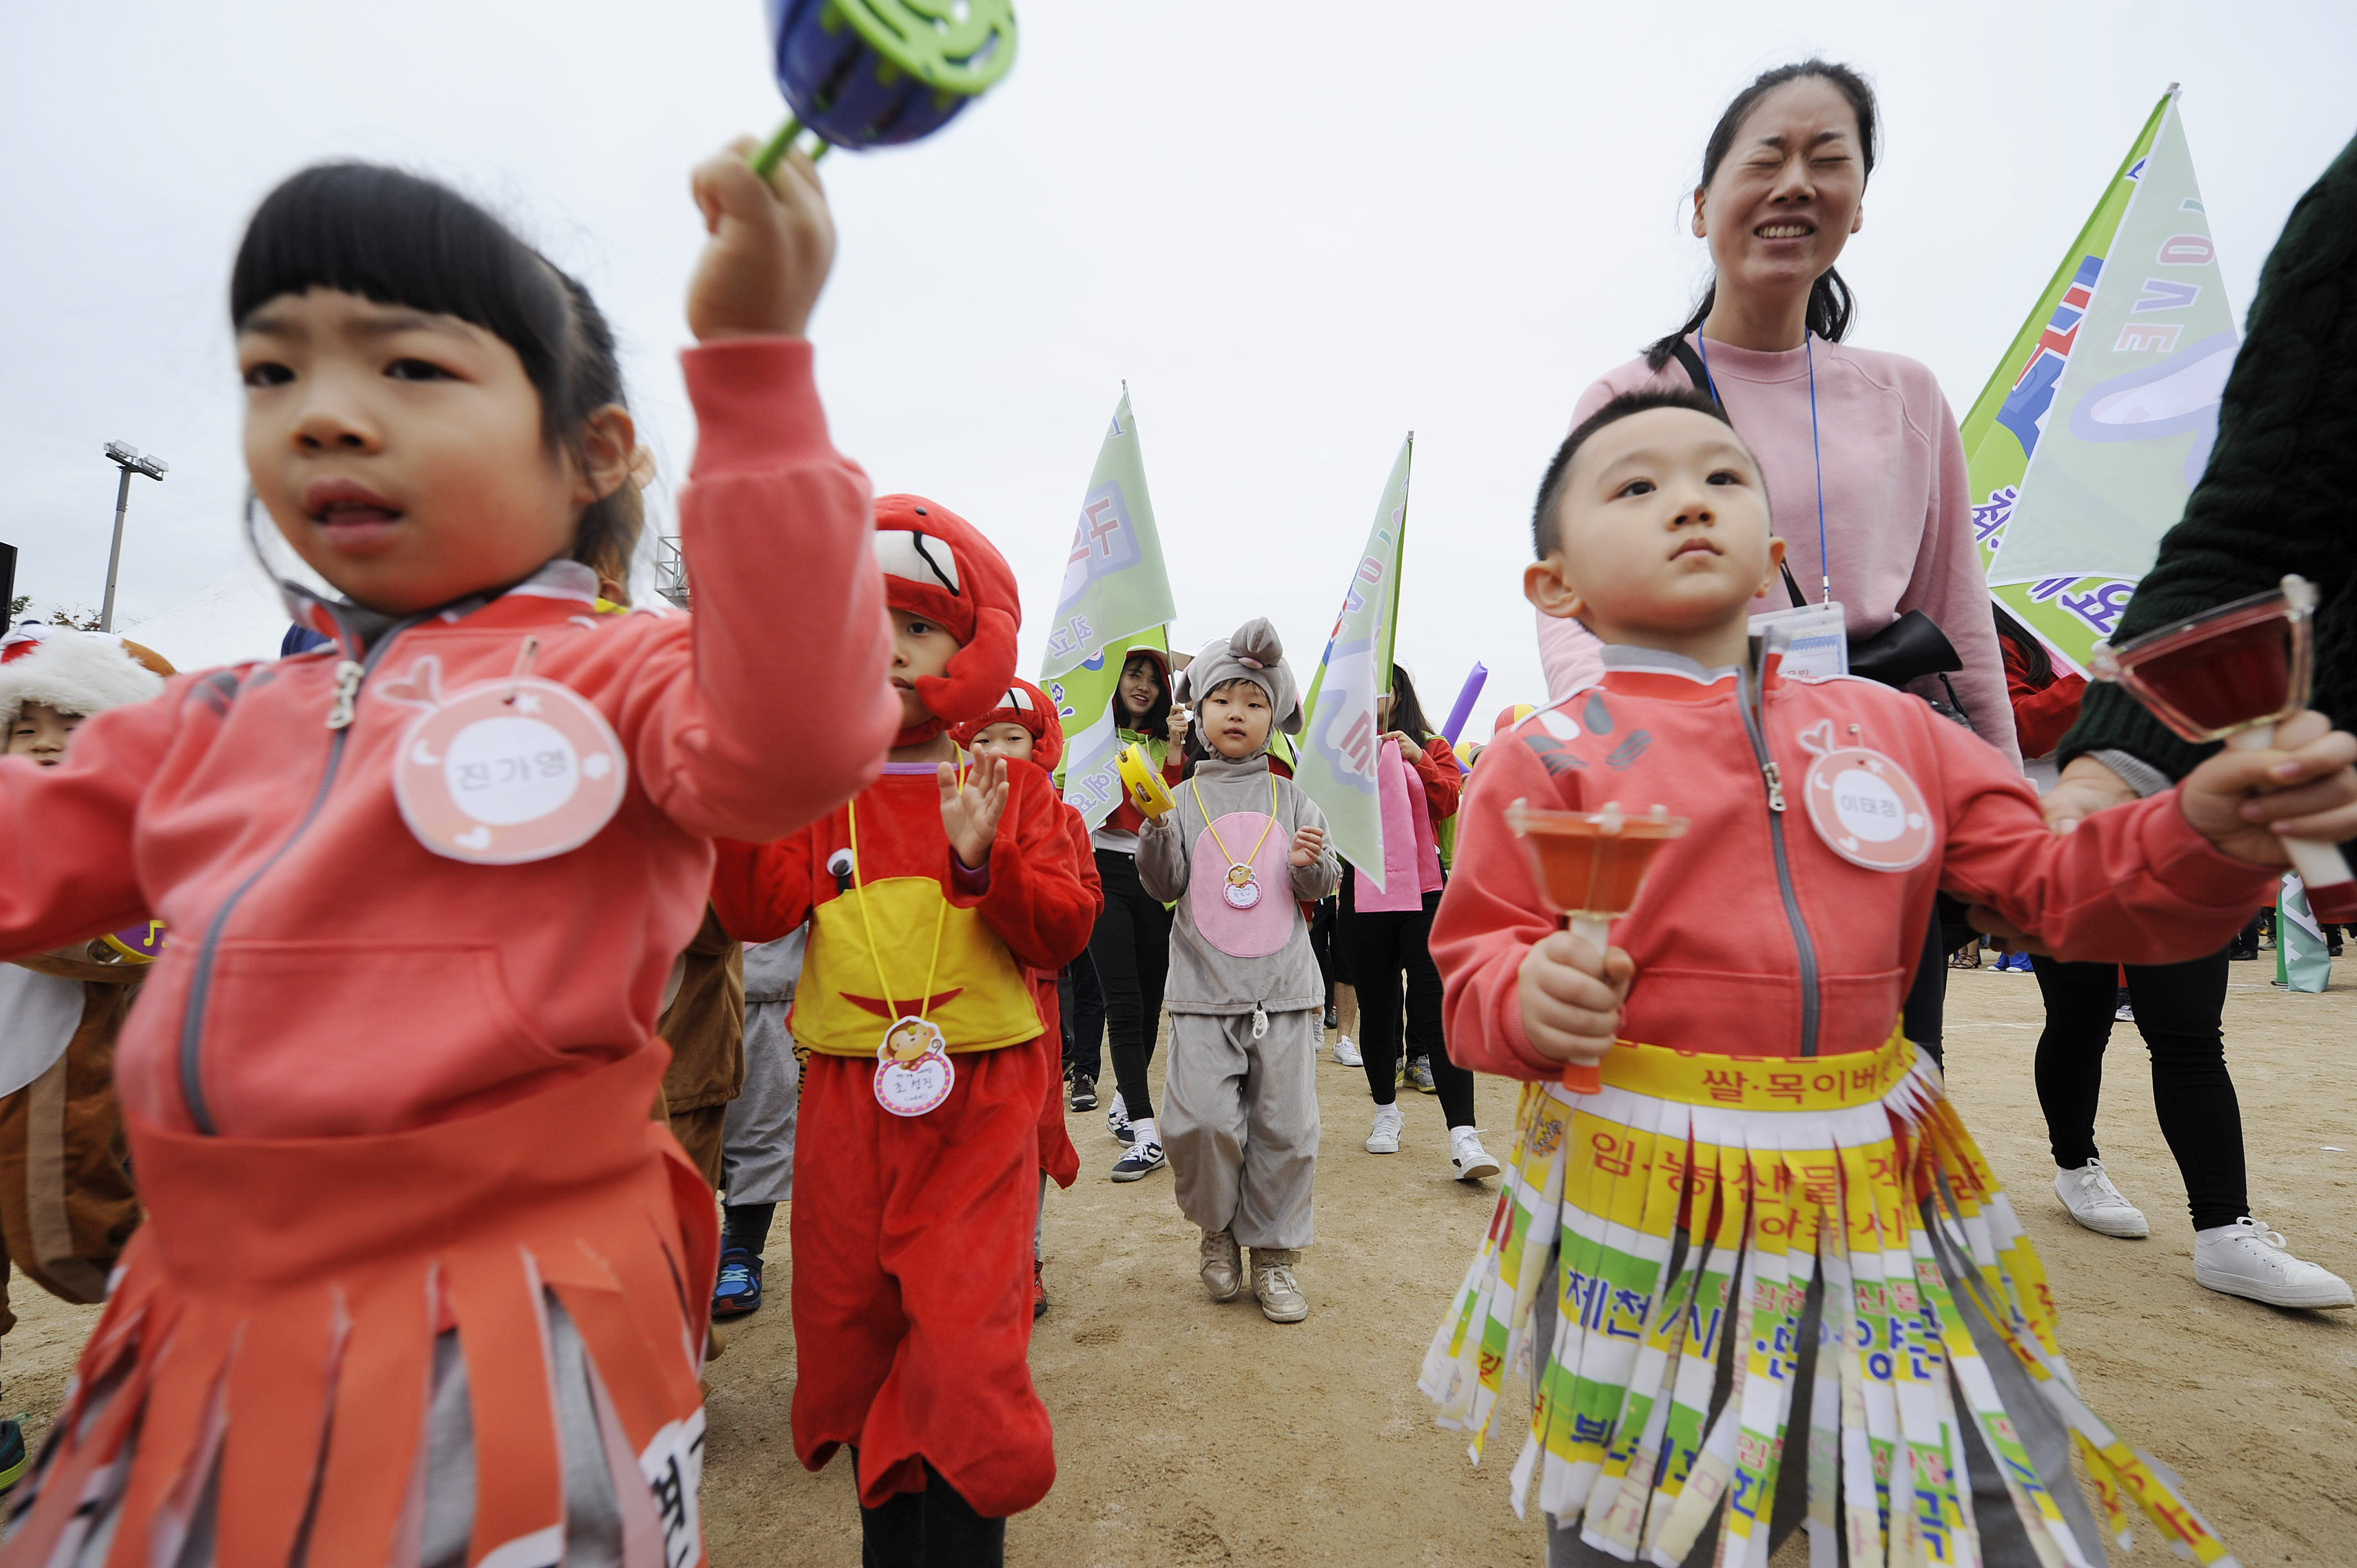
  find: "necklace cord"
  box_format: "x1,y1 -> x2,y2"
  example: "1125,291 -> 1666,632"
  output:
1190,772 -> 1281,883
845,769 -> 958,1034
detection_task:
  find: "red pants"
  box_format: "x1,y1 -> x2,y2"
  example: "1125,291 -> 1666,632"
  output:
792,1039 -> 1056,1517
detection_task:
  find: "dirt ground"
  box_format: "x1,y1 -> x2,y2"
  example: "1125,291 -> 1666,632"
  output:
2,958 -> 2349,1565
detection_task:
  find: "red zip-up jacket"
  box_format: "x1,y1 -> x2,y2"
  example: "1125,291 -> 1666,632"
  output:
1433,647 -> 2274,1078
0,339 -> 897,1136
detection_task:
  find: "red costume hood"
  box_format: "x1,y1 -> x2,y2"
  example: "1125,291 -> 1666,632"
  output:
876,494 -> 1020,746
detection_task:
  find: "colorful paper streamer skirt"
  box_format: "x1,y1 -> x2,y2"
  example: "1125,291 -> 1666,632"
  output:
3,1044 -> 714,1568
1419,1030 -> 2240,1567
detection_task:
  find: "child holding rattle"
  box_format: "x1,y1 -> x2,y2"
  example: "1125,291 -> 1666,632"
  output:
0,142 -> 894,1566
1423,388 -> 2357,1567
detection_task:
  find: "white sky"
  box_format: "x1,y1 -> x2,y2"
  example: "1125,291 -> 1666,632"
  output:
4,2 -> 2353,712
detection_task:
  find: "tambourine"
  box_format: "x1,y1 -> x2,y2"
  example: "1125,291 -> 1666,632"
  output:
753,0 -> 1018,174
101,921 -> 166,964
1116,743 -> 1175,819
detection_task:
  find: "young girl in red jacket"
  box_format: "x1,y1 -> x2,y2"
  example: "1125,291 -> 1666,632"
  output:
711,505 -> 1095,1566
1422,388 -> 2357,1568
0,146 -> 895,1567
954,679 -> 1103,1321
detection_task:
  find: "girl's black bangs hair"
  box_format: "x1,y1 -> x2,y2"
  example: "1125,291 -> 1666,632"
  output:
230,162 -> 646,580
230,163 -> 570,430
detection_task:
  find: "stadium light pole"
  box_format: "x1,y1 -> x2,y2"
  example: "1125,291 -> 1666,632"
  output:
100,441 -> 167,632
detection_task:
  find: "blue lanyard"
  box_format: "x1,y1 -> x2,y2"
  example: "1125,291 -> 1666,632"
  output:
1694,332 -> 1833,606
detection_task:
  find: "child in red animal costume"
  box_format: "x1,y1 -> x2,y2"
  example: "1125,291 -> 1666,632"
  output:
712,502 -> 1095,1565
954,679 -> 1103,1319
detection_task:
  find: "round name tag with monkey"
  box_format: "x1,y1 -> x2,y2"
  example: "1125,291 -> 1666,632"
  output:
873,1015 -> 955,1116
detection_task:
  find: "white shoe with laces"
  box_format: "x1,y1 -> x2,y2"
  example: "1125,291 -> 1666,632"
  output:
1449,1128 -> 1501,1182
1331,1034 -> 1362,1066
2194,1217 -> 2355,1308
1250,1248 -> 1309,1323
1109,1141 -> 1165,1182
2054,1159 -> 2149,1239
1365,1103 -> 1404,1154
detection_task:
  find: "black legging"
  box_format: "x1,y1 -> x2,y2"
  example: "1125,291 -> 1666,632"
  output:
1309,897 -> 1339,1009
2029,948 -> 2247,1231
1900,895 -> 1971,1069
1061,947 -> 1105,1083
1089,847 -> 1171,1123
1336,871 -> 1476,1128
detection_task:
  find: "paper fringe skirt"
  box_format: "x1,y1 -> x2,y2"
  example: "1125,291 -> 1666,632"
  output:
1418,1030 -> 2240,1568
2,1044 -> 715,1568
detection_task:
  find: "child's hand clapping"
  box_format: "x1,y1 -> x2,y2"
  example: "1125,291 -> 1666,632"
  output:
688,140 -> 836,342
1517,927 -> 1635,1067
2176,709 -> 2357,863
939,752 -> 1011,869
1288,824 -> 1326,868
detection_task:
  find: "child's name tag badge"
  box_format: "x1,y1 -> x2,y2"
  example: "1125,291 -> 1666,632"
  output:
393,677 -> 627,865
1796,719 -> 1932,872
1751,601 -> 1849,683
874,1016 -> 954,1117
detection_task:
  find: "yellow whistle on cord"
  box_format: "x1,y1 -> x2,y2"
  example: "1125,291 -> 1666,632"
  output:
1116,744 -> 1175,819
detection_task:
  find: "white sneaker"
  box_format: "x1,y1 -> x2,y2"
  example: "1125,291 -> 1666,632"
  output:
1250,1247 -> 1309,1323
2054,1159 -> 2149,1239
2194,1217 -> 2355,1309
1198,1228 -> 1242,1302
1365,1103 -> 1404,1154
1109,1141 -> 1165,1182
1331,1033 -> 1362,1066
1449,1128 -> 1501,1182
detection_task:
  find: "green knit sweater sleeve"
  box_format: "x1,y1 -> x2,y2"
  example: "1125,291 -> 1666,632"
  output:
2060,130 -> 2357,782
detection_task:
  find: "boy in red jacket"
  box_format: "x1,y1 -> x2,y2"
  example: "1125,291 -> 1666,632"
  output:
1423,389 -> 2357,1568
712,501 -> 1094,1565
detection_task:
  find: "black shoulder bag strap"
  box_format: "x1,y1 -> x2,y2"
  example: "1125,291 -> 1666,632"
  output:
1665,336 -> 1807,609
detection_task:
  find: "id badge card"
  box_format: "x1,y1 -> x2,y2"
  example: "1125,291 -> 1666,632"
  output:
1749,601 -> 1849,683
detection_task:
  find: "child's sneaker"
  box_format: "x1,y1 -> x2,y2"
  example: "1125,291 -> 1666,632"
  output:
1110,1139 -> 1165,1182
711,1246 -> 764,1318
1250,1248 -> 1309,1323
1449,1128 -> 1501,1182
0,1417 -> 25,1494
2053,1160 -> 2148,1238
1032,1258 -> 1050,1321
2194,1218 -> 2355,1308
1365,1103 -> 1404,1154
1331,1034 -> 1362,1067
1067,1073 -> 1097,1112
1107,1095 -> 1134,1145
1403,1056 -> 1438,1094
1198,1228 -> 1242,1302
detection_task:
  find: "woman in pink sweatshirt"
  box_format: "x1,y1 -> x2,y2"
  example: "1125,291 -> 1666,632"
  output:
0,150 -> 896,1567
1540,61 -> 2019,770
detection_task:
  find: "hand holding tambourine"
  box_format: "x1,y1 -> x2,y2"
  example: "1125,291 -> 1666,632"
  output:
1116,744 -> 1175,819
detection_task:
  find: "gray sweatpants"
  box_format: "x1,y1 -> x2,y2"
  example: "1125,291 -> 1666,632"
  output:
1160,1008 -> 1319,1250
721,931 -> 805,1207
1535,1211 -> 2107,1567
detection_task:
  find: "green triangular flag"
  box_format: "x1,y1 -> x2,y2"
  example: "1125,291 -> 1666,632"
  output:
2277,874 -> 2332,993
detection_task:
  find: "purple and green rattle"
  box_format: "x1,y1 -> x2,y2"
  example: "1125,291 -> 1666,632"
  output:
751,0 -> 1018,175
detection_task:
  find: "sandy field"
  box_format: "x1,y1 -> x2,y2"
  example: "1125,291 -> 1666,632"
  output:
2,957 -> 2349,1565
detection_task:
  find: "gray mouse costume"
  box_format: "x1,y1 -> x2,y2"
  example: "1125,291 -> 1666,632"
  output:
1139,620 -> 1340,1289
